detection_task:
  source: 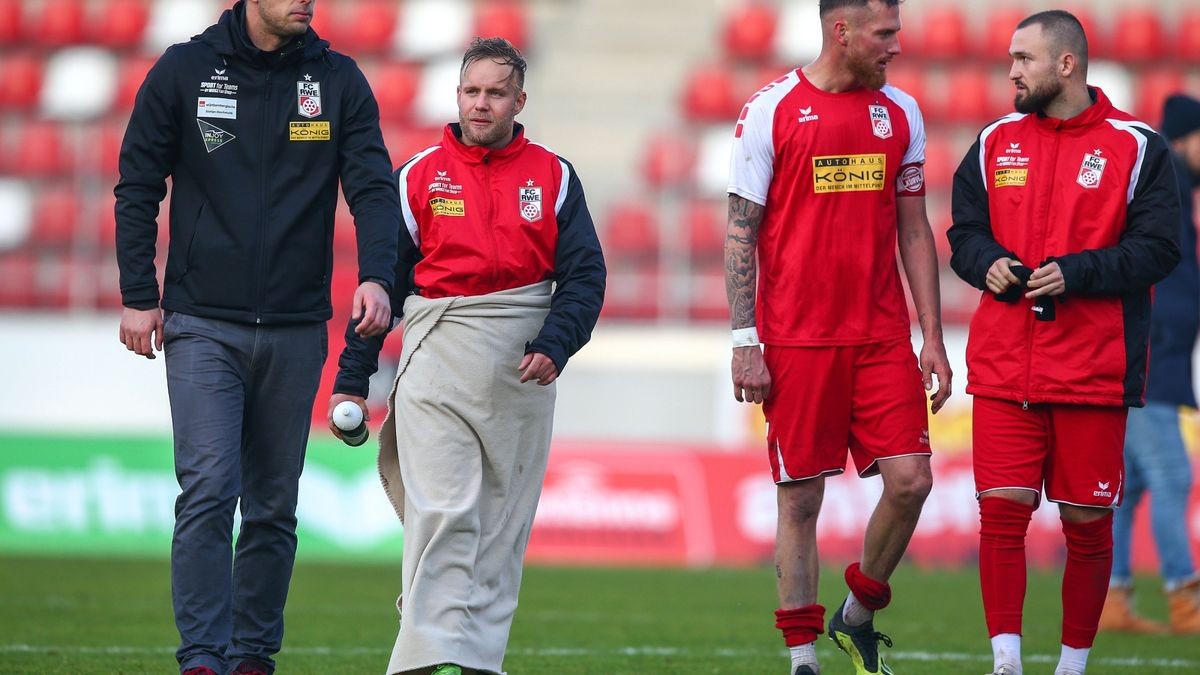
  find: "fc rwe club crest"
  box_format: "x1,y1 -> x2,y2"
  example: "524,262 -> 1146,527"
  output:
869,104 -> 892,139
297,80 -> 322,118
1076,150 -> 1107,189
519,184 -> 542,222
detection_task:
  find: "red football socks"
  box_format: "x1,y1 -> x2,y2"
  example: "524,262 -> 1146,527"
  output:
775,604 -> 826,646
844,561 -> 892,611
979,497 -> 1035,636
1060,513 -> 1113,648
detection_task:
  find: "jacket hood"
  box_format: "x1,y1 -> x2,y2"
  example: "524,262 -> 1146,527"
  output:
196,0 -> 328,62
442,123 -> 530,164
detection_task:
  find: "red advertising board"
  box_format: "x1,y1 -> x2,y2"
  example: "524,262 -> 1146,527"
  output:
525,442 -> 1200,570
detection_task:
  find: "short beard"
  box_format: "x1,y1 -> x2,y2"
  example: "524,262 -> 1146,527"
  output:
1014,79 -> 1062,114
848,55 -> 887,90
459,118 -> 509,148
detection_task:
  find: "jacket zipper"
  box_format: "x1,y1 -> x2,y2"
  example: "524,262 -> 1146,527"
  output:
1023,129 -> 1062,408
254,68 -> 272,324
481,155 -> 500,290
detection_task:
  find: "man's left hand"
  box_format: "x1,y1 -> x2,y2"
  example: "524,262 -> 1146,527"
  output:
920,340 -> 953,414
352,281 -> 391,337
519,352 -> 558,385
1026,262 -> 1065,298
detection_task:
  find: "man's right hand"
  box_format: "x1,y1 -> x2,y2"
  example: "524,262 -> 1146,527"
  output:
119,307 -> 163,359
731,345 -> 771,404
327,393 -> 368,441
985,257 -> 1023,295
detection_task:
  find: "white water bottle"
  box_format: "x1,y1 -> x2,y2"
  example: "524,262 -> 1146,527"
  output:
333,401 -> 369,447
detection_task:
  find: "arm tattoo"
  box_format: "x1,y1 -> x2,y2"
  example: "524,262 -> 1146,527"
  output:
725,194 -> 765,329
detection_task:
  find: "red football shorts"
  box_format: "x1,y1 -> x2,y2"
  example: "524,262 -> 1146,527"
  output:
972,396 -> 1128,508
761,338 -> 931,482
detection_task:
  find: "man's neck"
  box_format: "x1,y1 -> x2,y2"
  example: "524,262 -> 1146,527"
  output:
1042,84 -> 1093,121
801,55 -> 863,94
245,13 -> 288,52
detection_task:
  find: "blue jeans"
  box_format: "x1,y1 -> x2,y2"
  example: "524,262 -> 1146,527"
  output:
1111,401 -> 1196,587
164,312 -> 326,673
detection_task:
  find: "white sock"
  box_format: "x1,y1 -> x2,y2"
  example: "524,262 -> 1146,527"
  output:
789,642 -> 817,672
991,633 -> 1022,672
1056,645 -> 1089,674
842,592 -> 873,626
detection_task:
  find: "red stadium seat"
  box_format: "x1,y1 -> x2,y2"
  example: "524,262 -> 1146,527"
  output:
473,1 -> 529,51
0,253 -> 37,307
922,135 -> 956,193
1178,9 -> 1200,62
95,0 -> 150,49
96,193 -> 118,248
883,64 -> 925,107
371,62 -> 421,122
683,199 -> 724,265
31,186 -> 81,248
722,1 -> 778,63
911,6 -> 968,60
640,132 -> 695,191
33,254 -> 75,308
603,202 -> 659,265
0,0 -> 23,44
10,122 -> 72,177
1111,8 -> 1166,63
381,124 -> 439,164
687,264 -> 728,322
338,0 -> 398,54
114,56 -> 155,111
0,53 -> 43,111
94,121 -> 127,176
980,7 -> 1028,60
1065,8 -> 1107,59
1134,68 -> 1185,126
307,8 -> 340,46
601,265 -> 661,321
30,0 -> 85,47
942,68 -> 994,124
681,63 -> 741,123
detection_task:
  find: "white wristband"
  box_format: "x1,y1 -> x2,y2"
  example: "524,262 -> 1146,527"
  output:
731,327 -> 760,348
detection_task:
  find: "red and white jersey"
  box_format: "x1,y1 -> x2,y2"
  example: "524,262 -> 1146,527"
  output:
728,69 -> 926,346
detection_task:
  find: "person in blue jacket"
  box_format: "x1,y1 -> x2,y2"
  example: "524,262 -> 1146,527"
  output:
113,0 -> 399,672
1101,92 -> 1200,635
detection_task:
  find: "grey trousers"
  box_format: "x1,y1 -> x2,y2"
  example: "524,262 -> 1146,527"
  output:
163,311 -> 326,674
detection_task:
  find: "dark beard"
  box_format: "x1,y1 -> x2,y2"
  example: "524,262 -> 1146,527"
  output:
1014,79 -> 1062,114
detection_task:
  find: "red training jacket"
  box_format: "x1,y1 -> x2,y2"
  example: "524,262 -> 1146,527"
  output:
948,87 -> 1180,407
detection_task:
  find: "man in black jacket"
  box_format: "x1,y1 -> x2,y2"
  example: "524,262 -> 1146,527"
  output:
114,0 -> 399,672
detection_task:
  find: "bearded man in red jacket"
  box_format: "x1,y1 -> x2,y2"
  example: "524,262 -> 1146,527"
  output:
948,10 -> 1180,675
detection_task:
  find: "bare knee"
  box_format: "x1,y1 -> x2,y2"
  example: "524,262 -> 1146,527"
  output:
882,462 -> 932,510
778,479 -> 824,523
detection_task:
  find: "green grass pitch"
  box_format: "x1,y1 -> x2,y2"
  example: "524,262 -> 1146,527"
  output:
0,556 -> 1195,674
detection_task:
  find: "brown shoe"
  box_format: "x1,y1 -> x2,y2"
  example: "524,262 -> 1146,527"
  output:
1168,578 -> 1200,634
1098,585 -> 1168,633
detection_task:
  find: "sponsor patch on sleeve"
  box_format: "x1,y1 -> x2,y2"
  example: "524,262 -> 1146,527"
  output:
994,168 -> 1028,187
897,164 -> 924,193
289,121 -> 330,141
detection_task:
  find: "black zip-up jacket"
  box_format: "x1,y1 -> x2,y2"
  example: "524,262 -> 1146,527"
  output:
115,1 -> 398,324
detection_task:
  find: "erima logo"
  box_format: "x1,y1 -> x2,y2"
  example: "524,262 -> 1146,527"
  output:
1098,481 -> 1110,490
1093,480 -> 1113,498
437,170 -> 447,177
797,106 -> 819,123
1006,142 -> 1022,154
215,67 -> 226,75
